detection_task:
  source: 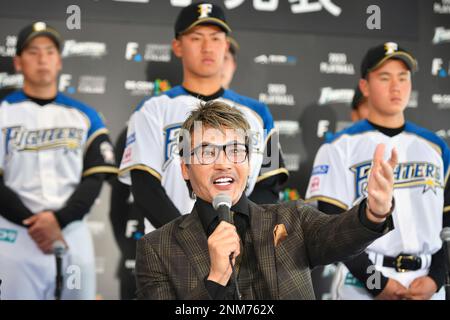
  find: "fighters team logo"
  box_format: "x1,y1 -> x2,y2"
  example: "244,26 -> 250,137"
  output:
198,3 -> 213,18
351,160 -> 443,199
384,42 -> 398,54
3,126 -> 84,153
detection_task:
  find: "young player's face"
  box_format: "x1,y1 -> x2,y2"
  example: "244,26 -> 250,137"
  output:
173,25 -> 229,80
361,59 -> 411,117
14,36 -> 62,89
221,49 -> 237,89
181,126 -> 249,205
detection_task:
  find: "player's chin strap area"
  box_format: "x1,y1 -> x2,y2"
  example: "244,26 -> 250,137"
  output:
367,251 -> 432,273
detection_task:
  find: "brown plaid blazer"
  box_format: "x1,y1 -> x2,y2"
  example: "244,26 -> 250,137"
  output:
135,199 -> 392,300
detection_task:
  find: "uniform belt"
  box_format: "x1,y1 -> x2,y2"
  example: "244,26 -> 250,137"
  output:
367,252 -> 432,273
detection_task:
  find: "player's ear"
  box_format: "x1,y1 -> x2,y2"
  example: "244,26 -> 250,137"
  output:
172,38 -> 182,58
13,56 -> 22,73
359,78 -> 369,98
180,159 -> 190,180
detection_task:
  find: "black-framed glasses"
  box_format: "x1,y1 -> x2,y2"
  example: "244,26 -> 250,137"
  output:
190,142 -> 248,165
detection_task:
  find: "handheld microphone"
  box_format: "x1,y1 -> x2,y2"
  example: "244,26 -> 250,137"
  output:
53,240 -> 66,300
212,194 -> 233,224
440,227 -> 450,300
212,194 -> 242,299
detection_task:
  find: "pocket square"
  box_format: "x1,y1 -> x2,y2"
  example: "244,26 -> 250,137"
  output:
273,223 -> 288,247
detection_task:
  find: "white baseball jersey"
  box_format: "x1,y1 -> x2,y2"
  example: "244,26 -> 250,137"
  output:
0,90 -> 117,299
306,119 -> 450,257
119,86 -> 275,233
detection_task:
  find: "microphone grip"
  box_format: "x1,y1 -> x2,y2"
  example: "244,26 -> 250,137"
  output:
217,205 -> 233,225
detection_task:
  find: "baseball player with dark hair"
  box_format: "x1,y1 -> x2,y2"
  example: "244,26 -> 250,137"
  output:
119,2 -> 288,235
222,36 -> 238,89
306,42 -> 450,300
0,22 -> 117,299
350,85 -> 369,122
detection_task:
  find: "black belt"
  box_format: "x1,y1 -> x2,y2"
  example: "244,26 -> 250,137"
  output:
382,254 -> 422,272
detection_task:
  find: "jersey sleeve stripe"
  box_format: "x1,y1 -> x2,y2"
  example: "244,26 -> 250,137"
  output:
85,128 -> 109,151
444,206 -> 450,213
82,166 -> 118,177
256,168 -> 289,183
304,195 -> 349,210
119,164 -> 162,181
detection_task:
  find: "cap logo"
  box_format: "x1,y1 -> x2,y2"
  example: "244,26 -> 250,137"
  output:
198,3 -> 213,19
384,42 -> 398,55
33,22 -> 47,32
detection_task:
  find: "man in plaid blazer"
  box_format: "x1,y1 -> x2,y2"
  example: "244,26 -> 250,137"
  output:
135,101 -> 397,300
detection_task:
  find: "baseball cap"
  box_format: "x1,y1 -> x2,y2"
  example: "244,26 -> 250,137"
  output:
360,42 -> 417,78
16,21 -> 62,55
174,2 -> 231,37
351,86 -> 365,110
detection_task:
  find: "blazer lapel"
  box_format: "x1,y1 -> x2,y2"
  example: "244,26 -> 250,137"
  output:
175,209 -> 211,282
249,201 -> 279,299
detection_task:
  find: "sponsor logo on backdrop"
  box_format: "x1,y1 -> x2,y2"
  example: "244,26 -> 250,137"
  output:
0,72 -> 23,90
320,53 -> 355,74
432,93 -> 450,109
254,54 -> 297,65
436,129 -> 450,139
284,153 -> 301,172
407,91 -> 418,108
274,120 -> 301,137
432,58 -> 450,77
434,0 -> 450,14
62,40 -> 107,58
59,74 -> 106,94
124,79 -> 171,96
0,35 -> 16,57
125,42 -> 171,62
114,0 -> 342,16
318,87 -> 353,105
280,188 -> 300,202
259,84 -> 295,106
433,27 -> 450,44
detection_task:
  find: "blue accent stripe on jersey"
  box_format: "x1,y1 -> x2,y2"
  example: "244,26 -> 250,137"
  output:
326,119 -> 374,143
163,85 -> 188,99
54,92 -> 106,138
404,121 -> 450,177
222,89 -> 274,132
2,90 -> 28,104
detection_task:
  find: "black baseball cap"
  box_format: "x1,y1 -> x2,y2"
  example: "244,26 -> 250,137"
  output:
360,42 -> 417,78
174,2 -> 231,37
351,86 -> 365,110
16,21 -> 62,55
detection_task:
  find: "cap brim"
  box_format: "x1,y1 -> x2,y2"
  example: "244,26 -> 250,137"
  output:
370,51 -> 417,73
181,18 -> 231,35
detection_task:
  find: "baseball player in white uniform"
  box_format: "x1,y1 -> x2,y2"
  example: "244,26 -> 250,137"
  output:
306,42 -> 450,300
119,2 -> 288,234
0,22 -> 117,299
